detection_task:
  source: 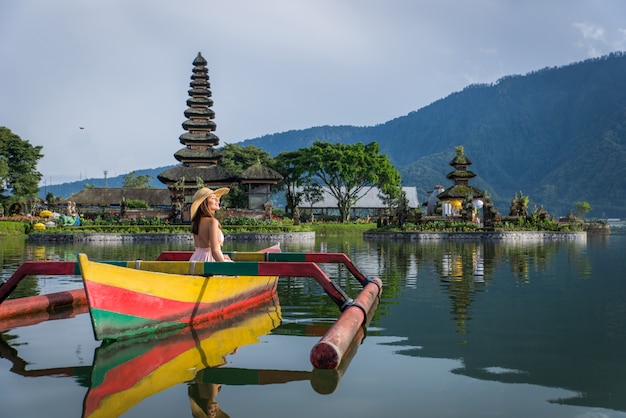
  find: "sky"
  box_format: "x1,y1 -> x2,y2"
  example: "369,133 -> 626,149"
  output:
1,0 -> 625,186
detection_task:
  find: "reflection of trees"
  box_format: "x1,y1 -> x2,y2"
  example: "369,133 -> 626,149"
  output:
1,236 -> 39,299
368,239 -> 577,337
492,241 -> 563,284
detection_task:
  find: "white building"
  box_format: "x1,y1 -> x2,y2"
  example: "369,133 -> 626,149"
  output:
299,186 -> 419,219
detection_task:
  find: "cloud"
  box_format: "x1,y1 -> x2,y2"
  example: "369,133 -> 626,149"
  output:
1,0 -> 625,185
574,22 -> 606,41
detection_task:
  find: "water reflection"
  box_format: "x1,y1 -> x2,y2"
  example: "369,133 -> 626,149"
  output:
372,237 -> 626,413
2,235 -> 626,416
81,298 -> 281,418
0,294 -> 367,417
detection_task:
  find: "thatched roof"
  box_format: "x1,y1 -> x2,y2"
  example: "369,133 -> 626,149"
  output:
239,163 -> 283,183
174,147 -> 223,162
178,132 -> 219,146
67,188 -> 172,207
157,164 -> 238,185
437,185 -> 485,200
446,169 -> 477,180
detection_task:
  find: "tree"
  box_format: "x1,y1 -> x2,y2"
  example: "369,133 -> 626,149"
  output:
574,201 -> 592,218
45,192 -> 60,205
220,144 -> 273,208
0,127 -> 43,207
221,144 -> 272,172
301,183 -> 324,221
304,141 -> 402,222
377,163 -> 403,213
122,171 -> 153,188
272,150 -> 309,217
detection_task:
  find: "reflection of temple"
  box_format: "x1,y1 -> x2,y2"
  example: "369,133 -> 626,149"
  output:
438,243 -> 488,337
158,53 -> 282,221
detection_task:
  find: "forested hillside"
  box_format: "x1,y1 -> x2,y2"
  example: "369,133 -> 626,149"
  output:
45,53 -> 626,218
239,52 -> 626,218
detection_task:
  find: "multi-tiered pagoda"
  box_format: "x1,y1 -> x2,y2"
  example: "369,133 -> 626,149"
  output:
158,53 -> 238,220
158,53 -> 281,221
436,146 -> 492,223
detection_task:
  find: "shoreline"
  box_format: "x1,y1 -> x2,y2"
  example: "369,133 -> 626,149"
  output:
363,231 -> 588,241
27,231 -> 316,244
25,230 -> 592,243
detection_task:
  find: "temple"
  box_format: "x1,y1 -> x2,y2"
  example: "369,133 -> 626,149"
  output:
432,146 -> 497,225
158,53 -> 282,221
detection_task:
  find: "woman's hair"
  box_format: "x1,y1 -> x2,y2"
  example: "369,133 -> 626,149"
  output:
191,198 -> 215,234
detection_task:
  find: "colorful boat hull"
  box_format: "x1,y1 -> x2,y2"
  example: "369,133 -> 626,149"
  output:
78,253 -> 280,340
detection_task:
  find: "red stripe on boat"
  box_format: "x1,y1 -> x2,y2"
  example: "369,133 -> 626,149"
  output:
83,330 -> 198,416
85,281 -> 276,324
85,281 -> 203,321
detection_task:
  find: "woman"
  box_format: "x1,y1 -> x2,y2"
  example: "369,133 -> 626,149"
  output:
189,187 -> 231,262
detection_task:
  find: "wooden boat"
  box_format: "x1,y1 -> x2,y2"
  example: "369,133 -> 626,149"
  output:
2,246 -> 382,369
78,252 -> 281,340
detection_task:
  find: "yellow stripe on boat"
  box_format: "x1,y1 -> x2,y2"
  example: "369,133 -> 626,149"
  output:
78,254 -> 273,305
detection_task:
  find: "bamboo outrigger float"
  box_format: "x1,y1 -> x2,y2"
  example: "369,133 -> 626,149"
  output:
0,249 -> 382,369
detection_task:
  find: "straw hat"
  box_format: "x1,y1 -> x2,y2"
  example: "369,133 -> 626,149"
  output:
190,187 -> 229,220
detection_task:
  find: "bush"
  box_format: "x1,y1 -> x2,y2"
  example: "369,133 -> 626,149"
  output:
126,199 -> 148,209
0,221 -> 28,235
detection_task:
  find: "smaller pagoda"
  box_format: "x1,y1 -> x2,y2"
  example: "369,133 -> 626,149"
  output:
435,146 -> 490,223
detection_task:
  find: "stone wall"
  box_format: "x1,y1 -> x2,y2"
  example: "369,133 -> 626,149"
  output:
363,231 -> 587,241
28,231 -> 316,244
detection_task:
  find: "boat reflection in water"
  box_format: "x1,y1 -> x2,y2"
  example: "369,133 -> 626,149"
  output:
81,295 -> 367,418
82,296 -> 282,418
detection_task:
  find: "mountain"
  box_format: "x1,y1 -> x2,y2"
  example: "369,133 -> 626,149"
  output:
42,166 -> 173,200
43,52 -> 626,218
237,52 -> 626,218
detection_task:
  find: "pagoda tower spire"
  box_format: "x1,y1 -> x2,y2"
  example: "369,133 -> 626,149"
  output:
158,52 -> 238,222
178,52 -> 221,161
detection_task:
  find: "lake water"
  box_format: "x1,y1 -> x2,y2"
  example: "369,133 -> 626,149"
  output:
1,233 -> 625,418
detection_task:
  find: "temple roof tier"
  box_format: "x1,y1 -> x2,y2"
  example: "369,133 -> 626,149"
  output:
174,147 -> 224,162
188,88 -> 212,97
190,79 -> 209,88
192,52 -> 207,66
184,108 -> 215,118
182,119 -> 216,131
446,170 -> 477,180
449,154 -> 472,166
178,133 -> 220,145
157,164 -> 238,185
437,185 -> 485,200
187,97 -> 213,107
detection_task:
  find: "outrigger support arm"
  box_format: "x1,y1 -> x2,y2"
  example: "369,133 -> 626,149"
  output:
0,261 -> 78,303
1,253 -> 383,371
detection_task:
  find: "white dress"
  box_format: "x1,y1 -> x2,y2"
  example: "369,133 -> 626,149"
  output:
189,230 -> 224,262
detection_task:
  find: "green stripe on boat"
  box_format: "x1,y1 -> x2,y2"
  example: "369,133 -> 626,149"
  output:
267,253 -> 308,262
200,262 -> 261,276
90,327 -> 184,387
90,308 -> 185,340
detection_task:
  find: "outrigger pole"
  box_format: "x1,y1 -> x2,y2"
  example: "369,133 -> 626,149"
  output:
0,252 -> 382,369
